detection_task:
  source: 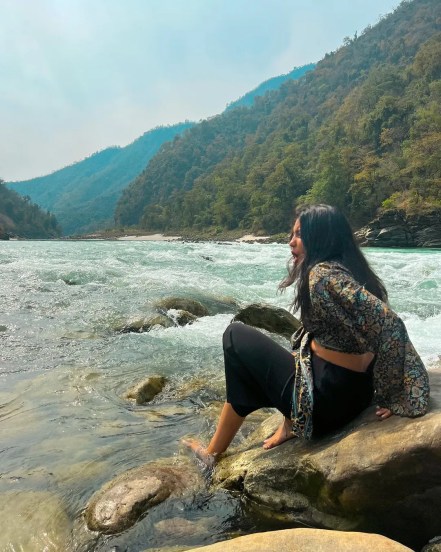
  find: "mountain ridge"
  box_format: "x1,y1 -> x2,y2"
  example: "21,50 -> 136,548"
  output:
115,0 -> 441,234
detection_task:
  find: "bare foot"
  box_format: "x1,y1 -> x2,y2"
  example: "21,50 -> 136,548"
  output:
263,417 -> 295,450
181,438 -> 217,467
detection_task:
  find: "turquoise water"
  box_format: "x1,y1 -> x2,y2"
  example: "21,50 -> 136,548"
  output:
0,240 -> 440,550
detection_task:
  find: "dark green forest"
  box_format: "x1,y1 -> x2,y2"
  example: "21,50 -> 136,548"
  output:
0,180 -> 61,238
115,0 -> 441,235
7,122 -> 194,235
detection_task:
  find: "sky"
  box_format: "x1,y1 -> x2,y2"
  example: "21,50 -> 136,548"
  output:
0,0 -> 400,182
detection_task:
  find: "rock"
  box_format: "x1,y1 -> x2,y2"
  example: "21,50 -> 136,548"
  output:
170,309 -> 198,326
85,459 -> 202,534
124,375 -> 167,404
0,491 -> 71,551
154,516 -> 212,539
233,304 -> 301,339
119,315 -> 174,333
155,298 -> 209,317
212,369 -> 441,550
356,208 -> 441,248
195,295 -> 238,315
185,528 -> 413,552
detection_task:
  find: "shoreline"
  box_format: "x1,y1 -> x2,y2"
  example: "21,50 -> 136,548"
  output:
54,231 -> 282,243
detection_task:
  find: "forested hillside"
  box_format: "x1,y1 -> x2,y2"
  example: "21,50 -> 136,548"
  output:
225,63 -> 315,111
7,122 -> 193,235
115,0 -> 441,234
0,180 -> 61,238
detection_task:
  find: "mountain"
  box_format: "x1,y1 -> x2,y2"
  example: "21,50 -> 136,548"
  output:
115,0 -> 441,235
7,122 -> 194,235
225,63 -> 316,111
0,179 -> 61,238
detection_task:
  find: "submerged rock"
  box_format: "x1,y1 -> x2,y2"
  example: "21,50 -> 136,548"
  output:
0,490 -> 71,551
185,528 -> 413,552
212,369 -> 441,550
85,459 -> 202,534
118,315 -> 174,333
233,304 -> 301,339
154,516 -> 213,540
124,375 -> 167,404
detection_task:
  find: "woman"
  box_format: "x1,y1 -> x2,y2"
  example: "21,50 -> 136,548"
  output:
183,204 -> 430,465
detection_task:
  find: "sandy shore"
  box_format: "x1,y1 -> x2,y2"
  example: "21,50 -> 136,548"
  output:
237,234 -> 270,242
115,233 -> 271,242
116,234 -> 181,241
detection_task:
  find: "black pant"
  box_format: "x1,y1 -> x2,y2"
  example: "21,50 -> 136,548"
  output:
223,322 -> 295,418
222,322 -> 374,436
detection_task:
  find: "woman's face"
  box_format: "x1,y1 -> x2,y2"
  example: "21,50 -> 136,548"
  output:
289,218 -> 305,265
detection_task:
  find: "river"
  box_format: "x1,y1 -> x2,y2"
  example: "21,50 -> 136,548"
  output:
0,240 -> 439,551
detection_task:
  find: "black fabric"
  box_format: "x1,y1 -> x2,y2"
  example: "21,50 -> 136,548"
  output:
223,322 -> 374,437
312,353 -> 374,436
223,322 -> 294,418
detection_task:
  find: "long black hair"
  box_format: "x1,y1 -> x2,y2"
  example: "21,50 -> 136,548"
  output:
280,204 -> 387,319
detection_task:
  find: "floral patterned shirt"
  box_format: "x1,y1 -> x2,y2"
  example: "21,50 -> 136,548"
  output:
290,261 -> 430,439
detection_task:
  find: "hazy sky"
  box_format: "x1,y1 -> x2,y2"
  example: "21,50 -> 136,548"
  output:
1,0 -> 400,182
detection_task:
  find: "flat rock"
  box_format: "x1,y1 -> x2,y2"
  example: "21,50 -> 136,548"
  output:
85,458 -> 202,534
212,369 -> 441,550
233,304 -> 301,339
124,375 -> 167,404
185,528 -> 413,552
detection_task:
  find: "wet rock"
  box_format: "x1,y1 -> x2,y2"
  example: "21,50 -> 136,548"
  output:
124,375 -> 167,404
119,315 -> 174,333
0,491 -> 71,551
172,309 -> 198,326
185,528 -> 413,552
85,459 -> 202,534
155,297 -> 209,317
233,304 -> 301,339
154,516 -> 212,539
212,369 -> 441,550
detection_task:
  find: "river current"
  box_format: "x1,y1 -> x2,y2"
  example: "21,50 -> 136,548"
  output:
0,240 -> 440,551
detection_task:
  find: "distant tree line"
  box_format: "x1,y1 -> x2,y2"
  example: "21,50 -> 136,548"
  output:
0,179 -> 61,238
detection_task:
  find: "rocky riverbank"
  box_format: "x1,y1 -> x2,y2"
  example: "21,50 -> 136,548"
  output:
356,208 -> 441,248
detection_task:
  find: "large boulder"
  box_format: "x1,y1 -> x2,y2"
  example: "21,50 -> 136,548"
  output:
185,528 -> 413,552
233,304 -> 301,339
356,208 -> 441,248
85,458 -> 202,534
212,369 -> 441,550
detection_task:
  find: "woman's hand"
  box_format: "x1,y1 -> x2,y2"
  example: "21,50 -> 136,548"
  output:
376,407 -> 392,420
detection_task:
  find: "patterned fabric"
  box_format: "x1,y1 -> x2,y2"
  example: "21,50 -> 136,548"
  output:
290,261 -> 430,439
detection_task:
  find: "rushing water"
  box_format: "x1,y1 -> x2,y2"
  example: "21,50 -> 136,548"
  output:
0,240 -> 440,551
